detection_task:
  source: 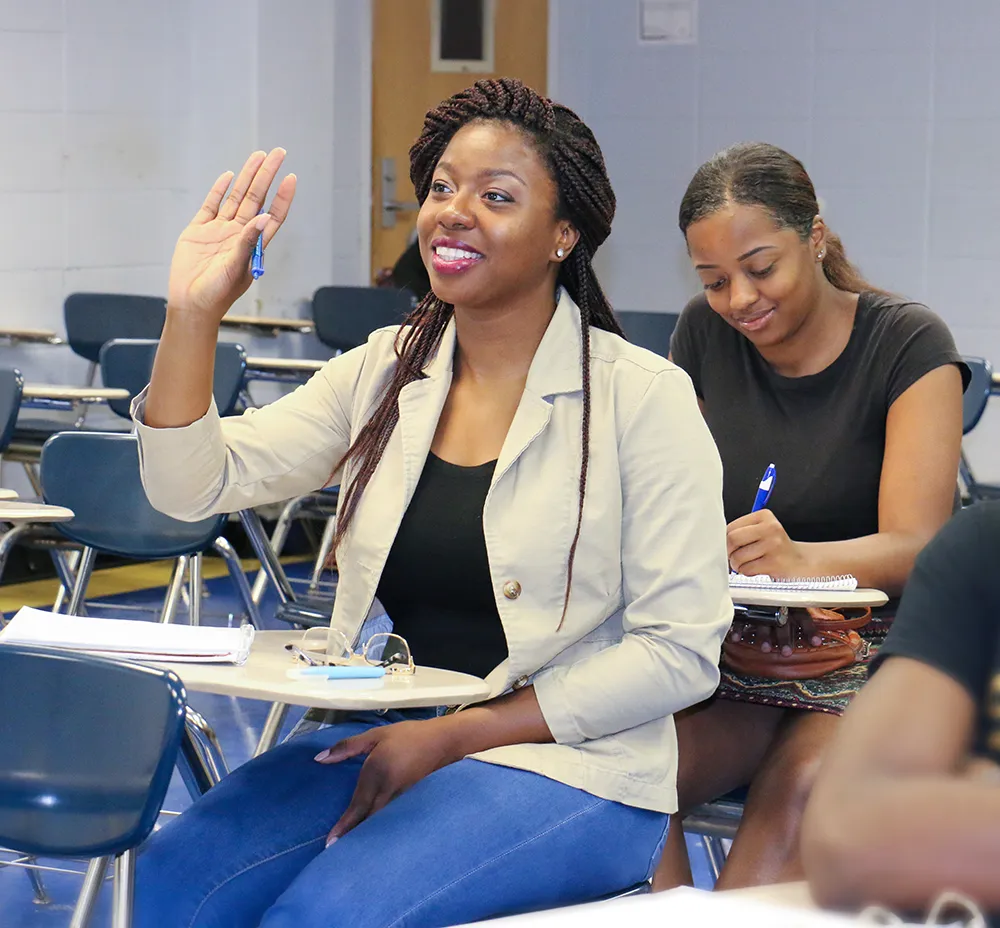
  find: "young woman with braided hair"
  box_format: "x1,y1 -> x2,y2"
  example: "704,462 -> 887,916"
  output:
132,78 -> 730,927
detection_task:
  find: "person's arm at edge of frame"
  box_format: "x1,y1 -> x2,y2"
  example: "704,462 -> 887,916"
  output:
802,507 -> 1000,912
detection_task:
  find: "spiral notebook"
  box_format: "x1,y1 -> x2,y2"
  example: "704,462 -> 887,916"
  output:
729,573 -> 858,592
0,607 -> 254,664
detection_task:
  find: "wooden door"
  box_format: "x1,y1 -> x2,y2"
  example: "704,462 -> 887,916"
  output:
371,0 -> 547,281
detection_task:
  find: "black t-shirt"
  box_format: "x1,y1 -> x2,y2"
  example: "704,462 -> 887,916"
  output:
670,291 -> 967,542
873,502 -> 1000,759
376,452 -> 508,678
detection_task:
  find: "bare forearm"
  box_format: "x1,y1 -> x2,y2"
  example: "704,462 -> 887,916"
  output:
805,779 -> 1000,910
801,531 -> 931,596
442,686 -> 553,759
144,309 -> 221,429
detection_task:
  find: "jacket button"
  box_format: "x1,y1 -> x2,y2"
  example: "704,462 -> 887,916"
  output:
502,580 -> 522,600
513,674 -> 530,689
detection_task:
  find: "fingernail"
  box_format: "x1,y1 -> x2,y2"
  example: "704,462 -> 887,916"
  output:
781,645 -> 792,657
325,835 -> 338,848
811,636 -> 822,647
256,213 -> 271,230
761,642 -> 771,653
314,749 -> 330,762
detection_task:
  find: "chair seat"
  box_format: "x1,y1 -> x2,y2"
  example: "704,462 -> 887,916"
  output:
275,592 -> 337,628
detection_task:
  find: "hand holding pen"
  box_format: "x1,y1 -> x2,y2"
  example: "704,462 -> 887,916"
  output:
166,148 -> 297,323
726,462 -> 809,579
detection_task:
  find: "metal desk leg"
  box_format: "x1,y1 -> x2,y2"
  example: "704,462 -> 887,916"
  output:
254,702 -> 291,756
188,553 -> 203,626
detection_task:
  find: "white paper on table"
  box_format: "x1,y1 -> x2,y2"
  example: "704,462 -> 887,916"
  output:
0,606 -> 254,664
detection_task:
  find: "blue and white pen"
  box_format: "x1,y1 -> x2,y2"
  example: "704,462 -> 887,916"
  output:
751,462 -> 777,513
251,211 -> 265,280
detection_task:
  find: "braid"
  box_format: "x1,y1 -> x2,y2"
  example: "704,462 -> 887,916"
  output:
333,79 -> 622,632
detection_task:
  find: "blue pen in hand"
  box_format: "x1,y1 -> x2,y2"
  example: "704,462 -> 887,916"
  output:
251,211 -> 265,280
751,462 -> 777,513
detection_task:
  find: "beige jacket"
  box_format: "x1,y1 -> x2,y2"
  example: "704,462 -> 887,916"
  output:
133,289 -> 732,813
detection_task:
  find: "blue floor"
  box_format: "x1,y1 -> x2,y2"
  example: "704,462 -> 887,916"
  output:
0,560 -> 714,925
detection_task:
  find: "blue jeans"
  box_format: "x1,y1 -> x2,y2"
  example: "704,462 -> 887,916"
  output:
136,710 -> 669,928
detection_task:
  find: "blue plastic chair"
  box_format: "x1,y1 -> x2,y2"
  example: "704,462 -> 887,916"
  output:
958,357 -> 1000,503
616,311 -> 679,359
0,645 -> 185,927
0,368 -> 59,589
37,429 -> 259,665
99,338 -> 248,420
39,430 -> 260,629
312,285 -> 412,354
64,293 -> 167,369
0,367 -> 24,451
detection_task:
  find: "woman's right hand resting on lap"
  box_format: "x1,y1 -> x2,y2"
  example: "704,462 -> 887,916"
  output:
168,147 -> 297,322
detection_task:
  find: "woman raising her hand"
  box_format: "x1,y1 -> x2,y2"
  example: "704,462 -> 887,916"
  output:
133,79 -> 731,927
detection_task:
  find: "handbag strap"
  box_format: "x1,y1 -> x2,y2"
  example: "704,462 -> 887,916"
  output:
803,605 -> 873,632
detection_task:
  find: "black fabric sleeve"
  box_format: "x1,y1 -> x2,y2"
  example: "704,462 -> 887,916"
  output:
872,503 -> 999,705
668,294 -> 710,398
880,301 -> 970,407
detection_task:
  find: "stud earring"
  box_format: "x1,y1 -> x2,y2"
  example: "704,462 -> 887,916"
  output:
818,249 -> 826,261
556,247 -> 565,258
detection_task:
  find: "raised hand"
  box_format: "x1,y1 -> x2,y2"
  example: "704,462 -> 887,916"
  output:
167,148 -> 297,322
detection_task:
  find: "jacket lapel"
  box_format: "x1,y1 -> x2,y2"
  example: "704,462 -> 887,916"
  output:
493,288 -> 584,483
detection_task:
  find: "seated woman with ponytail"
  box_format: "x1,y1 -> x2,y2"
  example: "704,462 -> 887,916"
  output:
655,142 -> 967,890
131,78 -> 731,928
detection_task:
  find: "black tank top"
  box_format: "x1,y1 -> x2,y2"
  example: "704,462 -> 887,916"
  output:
375,452 -> 508,678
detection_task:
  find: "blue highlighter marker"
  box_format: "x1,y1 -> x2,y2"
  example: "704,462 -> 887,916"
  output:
251,211 -> 265,280
751,462 -> 777,513
288,665 -> 385,680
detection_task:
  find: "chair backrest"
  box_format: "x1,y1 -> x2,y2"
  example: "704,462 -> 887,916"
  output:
63,293 -> 167,364
100,338 -> 247,419
616,311 -> 679,359
962,357 -> 992,435
0,367 -> 24,452
312,286 -> 412,353
40,431 -> 226,558
0,645 -> 184,857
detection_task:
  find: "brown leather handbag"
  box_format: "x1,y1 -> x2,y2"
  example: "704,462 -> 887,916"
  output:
722,606 -> 873,680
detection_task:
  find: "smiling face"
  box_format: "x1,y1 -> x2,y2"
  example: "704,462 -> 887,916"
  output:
416,119 -> 577,312
685,202 -> 825,347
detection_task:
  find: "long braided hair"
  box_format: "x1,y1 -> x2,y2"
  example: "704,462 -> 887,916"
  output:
333,78 -> 622,629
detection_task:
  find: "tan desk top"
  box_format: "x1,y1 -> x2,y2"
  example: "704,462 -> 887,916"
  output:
149,630 -> 491,711
0,327 -> 64,345
0,500 -> 74,522
22,385 -> 130,403
220,315 -> 315,334
731,587 -> 889,609
245,356 -> 327,374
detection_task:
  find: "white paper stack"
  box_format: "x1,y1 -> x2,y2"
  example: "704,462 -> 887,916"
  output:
0,607 -> 254,664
